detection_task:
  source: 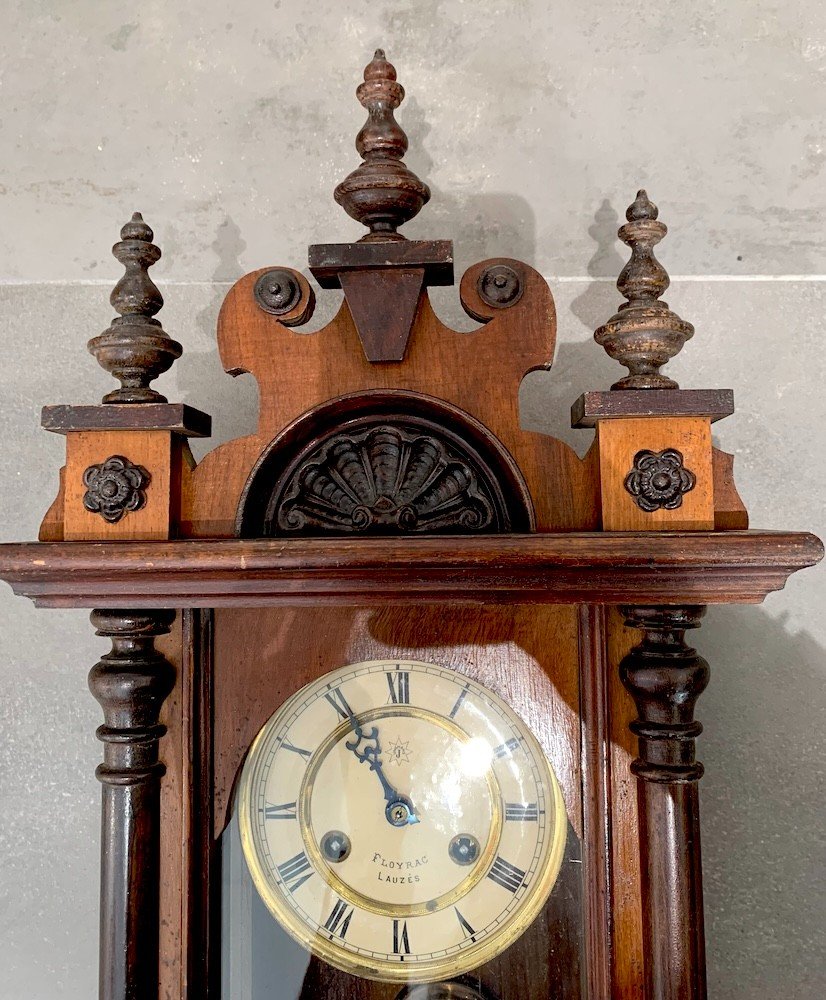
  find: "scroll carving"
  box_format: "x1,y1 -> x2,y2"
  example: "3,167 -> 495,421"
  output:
476,264 -> 523,309
254,269 -> 303,317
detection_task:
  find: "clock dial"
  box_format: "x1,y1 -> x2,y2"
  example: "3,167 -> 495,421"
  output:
238,659 -> 567,983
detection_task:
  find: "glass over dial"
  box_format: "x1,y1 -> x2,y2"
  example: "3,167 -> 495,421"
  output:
238,659 -> 567,983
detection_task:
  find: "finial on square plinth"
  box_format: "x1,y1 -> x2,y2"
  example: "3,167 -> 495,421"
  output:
594,190 -> 694,390
87,213 -> 182,404
333,49 -> 430,241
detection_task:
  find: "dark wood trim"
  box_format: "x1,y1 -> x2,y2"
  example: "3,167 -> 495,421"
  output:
619,606 -> 709,1000
0,531 -> 820,608
181,609 -> 219,999
88,609 -> 176,1000
578,604 -> 614,999
571,389 -> 734,428
42,403 -> 212,437
308,238 -> 454,287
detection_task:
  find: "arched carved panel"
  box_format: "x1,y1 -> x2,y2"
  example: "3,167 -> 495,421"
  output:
237,391 -> 534,537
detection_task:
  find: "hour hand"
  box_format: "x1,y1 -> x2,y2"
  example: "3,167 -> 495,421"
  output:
345,724 -> 382,771
345,724 -> 419,826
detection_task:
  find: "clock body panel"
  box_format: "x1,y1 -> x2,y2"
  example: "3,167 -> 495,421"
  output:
214,605 -> 590,999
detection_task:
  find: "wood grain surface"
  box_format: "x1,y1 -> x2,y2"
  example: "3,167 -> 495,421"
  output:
577,605 -> 613,1000
1,531 -> 819,608
10,212 -> 812,1000
596,417 -> 714,532
605,608 -> 645,999
7,46 -> 815,1000
64,430 -> 176,540
180,261 -> 603,537
211,603 -> 589,998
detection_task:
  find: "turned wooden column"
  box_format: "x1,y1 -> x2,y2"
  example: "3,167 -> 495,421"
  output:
572,188 -> 743,995
35,213 -> 208,1000
89,609 -> 176,1000
619,605 -> 710,1000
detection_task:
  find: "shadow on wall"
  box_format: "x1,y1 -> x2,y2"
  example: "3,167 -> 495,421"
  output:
176,215 -> 259,460
520,199 -> 623,456
404,93 -> 541,333
699,605 -> 826,999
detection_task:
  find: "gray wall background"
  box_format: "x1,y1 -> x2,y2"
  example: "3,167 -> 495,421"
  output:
1,1 -> 824,997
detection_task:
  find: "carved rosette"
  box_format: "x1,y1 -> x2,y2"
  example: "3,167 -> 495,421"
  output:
275,426 -> 495,534
624,448 -> 695,512
83,455 -> 150,523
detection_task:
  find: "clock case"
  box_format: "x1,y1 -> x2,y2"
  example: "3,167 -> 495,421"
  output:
0,49 -> 821,1000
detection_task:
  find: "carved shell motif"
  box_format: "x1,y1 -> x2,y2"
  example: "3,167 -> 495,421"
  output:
276,427 -> 495,534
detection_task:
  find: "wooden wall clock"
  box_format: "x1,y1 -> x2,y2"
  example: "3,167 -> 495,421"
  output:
0,49 -> 821,1000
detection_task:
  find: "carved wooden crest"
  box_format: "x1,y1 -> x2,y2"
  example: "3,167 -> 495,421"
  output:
236,392 -> 534,537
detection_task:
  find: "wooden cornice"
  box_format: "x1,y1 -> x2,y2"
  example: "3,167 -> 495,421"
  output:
0,531 -> 820,609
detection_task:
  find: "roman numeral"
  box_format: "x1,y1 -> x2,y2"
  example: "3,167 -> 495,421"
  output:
323,899 -> 354,939
505,802 -> 539,822
487,855 -> 526,893
449,685 -> 470,719
325,687 -> 354,721
280,740 -> 311,760
276,851 -> 314,893
392,918 -> 411,956
386,669 -> 410,704
493,737 -> 520,759
454,907 -> 476,942
263,801 -> 297,820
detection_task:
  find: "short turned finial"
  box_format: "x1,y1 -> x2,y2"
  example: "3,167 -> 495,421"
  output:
594,190 -> 694,390
87,213 -> 182,404
334,49 -> 430,241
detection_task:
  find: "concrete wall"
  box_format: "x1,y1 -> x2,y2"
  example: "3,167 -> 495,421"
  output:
1,2 -> 824,997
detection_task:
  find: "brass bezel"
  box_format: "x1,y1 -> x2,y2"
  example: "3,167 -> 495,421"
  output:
238,659 -> 568,984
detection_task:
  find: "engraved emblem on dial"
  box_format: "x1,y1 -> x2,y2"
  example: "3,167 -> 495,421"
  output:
238,660 -> 567,983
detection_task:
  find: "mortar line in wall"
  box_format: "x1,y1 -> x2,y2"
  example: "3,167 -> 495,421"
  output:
551,275 -> 826,283
1,275 -> 826,287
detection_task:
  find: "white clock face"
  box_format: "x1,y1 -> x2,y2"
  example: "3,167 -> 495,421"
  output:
238,659 -> 567,983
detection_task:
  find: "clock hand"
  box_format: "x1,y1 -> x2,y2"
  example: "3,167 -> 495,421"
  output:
345,722 -> 419,826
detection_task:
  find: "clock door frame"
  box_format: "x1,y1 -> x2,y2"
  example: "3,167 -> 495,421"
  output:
166,599 -> 618,1000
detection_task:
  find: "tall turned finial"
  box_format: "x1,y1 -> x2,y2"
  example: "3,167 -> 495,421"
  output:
87,213 -> 182,404
595,191 -> 694,390
334,49 -> 430,241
